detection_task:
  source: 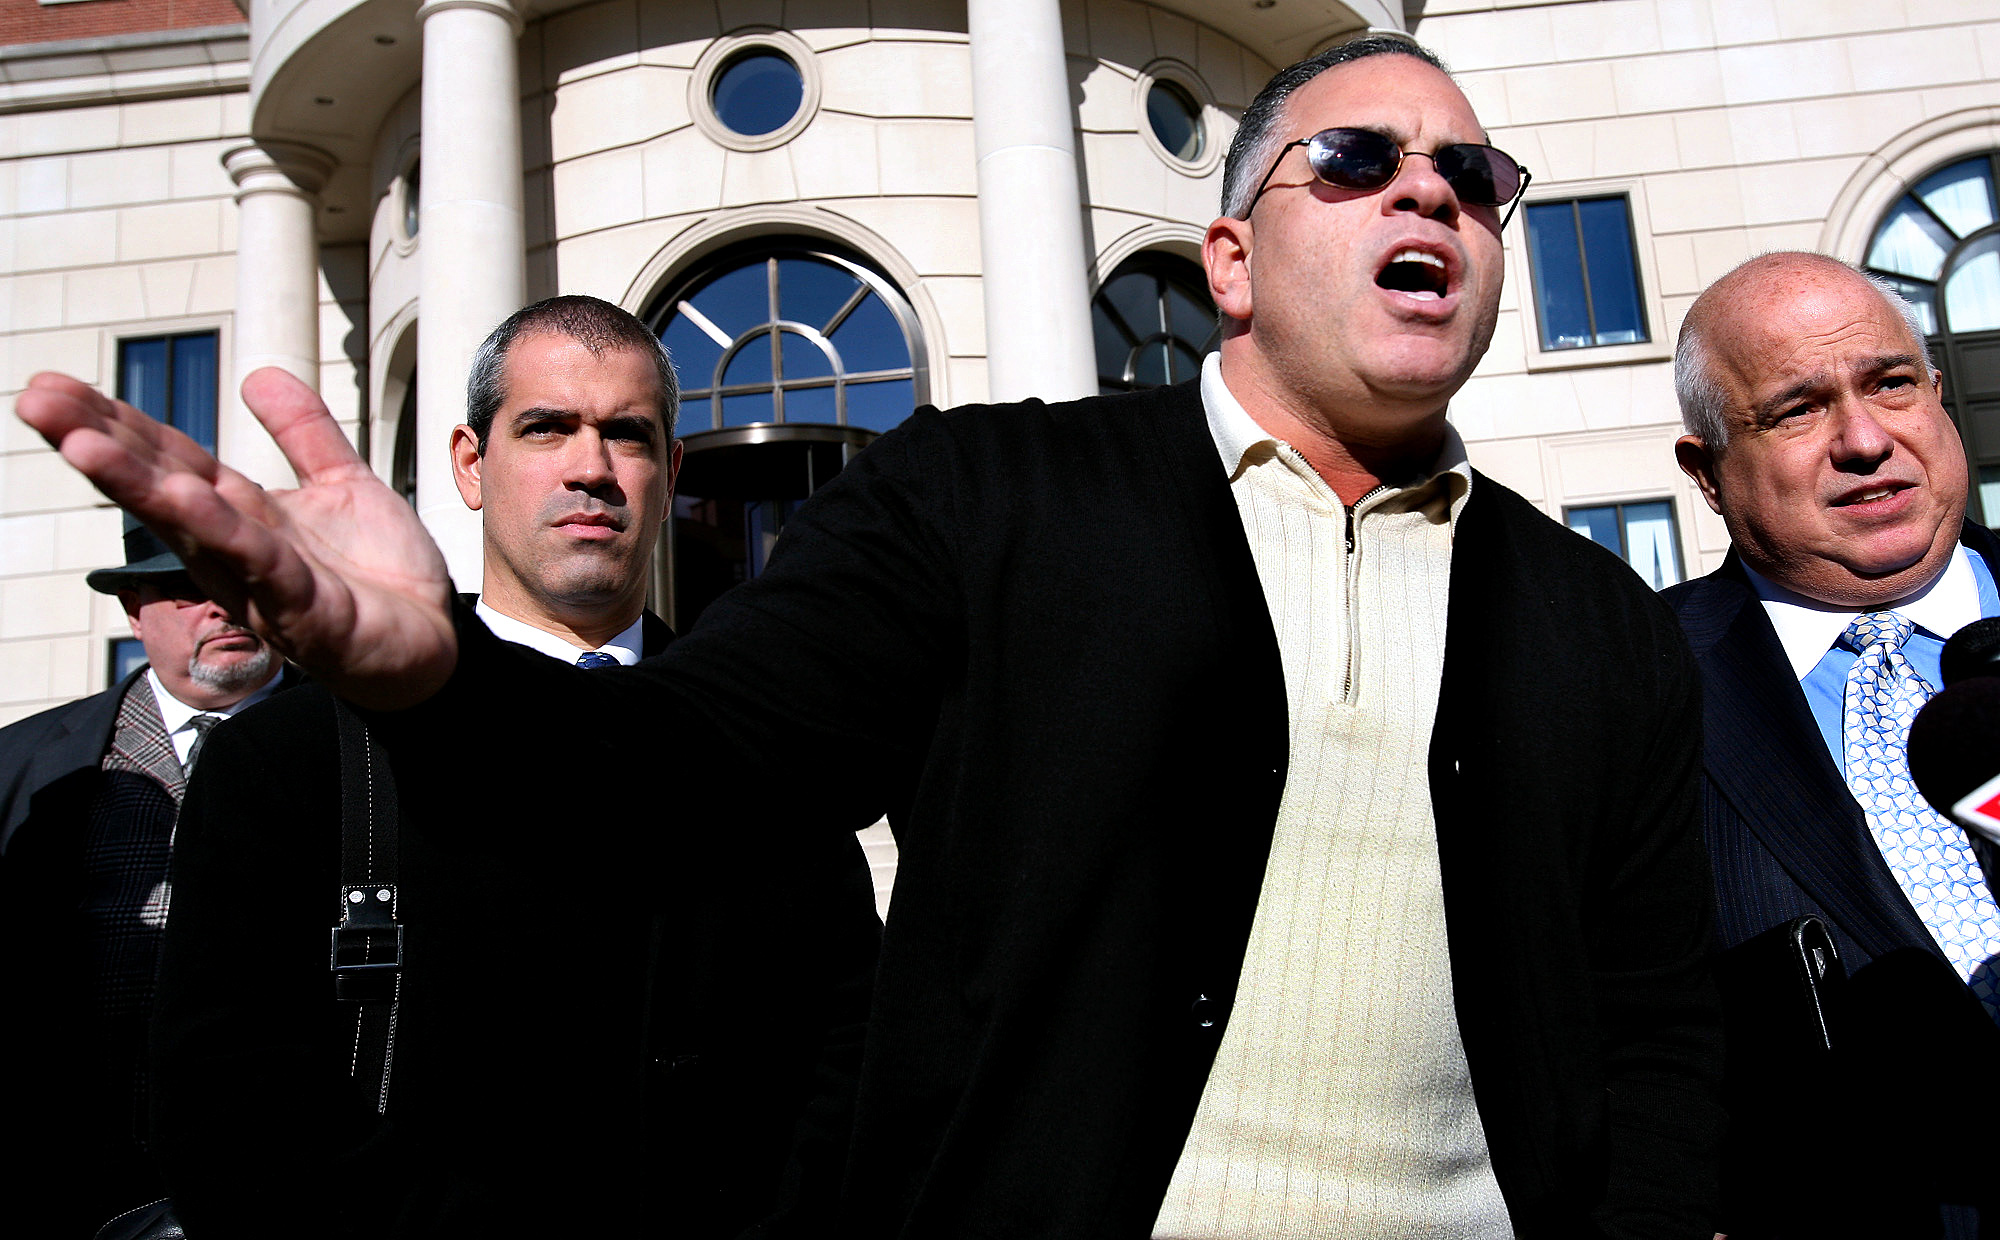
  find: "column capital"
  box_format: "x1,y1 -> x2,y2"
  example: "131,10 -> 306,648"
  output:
416,0 -> 524,37
223,141 -> 336,200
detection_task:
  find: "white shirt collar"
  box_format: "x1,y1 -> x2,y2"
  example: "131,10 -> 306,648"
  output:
1197,352 -> 1473,511
475,599 -> 645,667
147,665 -> 283,765
1745,543 -> 1984,681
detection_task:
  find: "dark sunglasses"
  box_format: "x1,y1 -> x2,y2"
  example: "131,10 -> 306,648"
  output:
1240,127 -> 1531,227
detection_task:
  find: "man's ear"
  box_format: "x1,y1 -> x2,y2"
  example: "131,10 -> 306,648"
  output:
449,424 -> 484,512
1203,215 -> 1253,325
118,589 -> 145,639
1674,434 -> 1725,516
662,439 -> 684,518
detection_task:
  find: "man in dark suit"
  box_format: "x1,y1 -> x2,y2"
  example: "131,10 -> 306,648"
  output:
0,519 -> 288,1234
23,38 -> 1724,1238
1666,251 -> 2000,1238
147,296 -> 882,1237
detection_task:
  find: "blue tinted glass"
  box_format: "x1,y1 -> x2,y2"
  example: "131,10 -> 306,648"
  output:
119,337 -> 171,422
660,313 -> 725,394
1103,272 -> 1158,339
781,330 -> 836,380
693,262 -> 772,338
111,636 -> 147,682
169,333 -> 219,450
845,377 -> 914,432
1146,81 -> 1202,161
722,332 -> 775,386
712,52 -> 803,137
828,293 -> 910,374
1578,198 -> 1646,346
1527,201 -> 1591,350
722,390 -> 777,427
777,257 -> 859,332
1566,504 -> 1622,555
783,384 -> 837,425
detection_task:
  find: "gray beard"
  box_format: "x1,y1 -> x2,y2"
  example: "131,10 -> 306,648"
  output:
186,643 -> 278,697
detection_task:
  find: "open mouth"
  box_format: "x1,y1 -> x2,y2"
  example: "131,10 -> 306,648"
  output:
1376,249 -> 1450,299
1834,484 -> 1909,507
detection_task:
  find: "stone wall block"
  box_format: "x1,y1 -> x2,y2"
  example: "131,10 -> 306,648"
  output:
551,146 -> 645,236
18,105 -> 119,158
542,0 -> 639,87
138,261 -> 197,318
0,572 -> 91,639
65,266 -> 149,327
1084,0 -> 1154,74
1611,48 -> 1724,116
641,130 -> 729,216
14,208 -> 118,272
54,505 -> 119,573
16,158 -> 68,214
118,200 -> 224,263
119,94 -> 227,147
0,512 -> 57,575
551,65 -> 688,160
879,119 -> 974,196
1718,41 -> 1851,107
821,38 -> 972,118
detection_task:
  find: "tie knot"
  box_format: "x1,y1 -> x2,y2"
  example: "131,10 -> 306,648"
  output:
1845,610 -> 1915,654
188,713 -> 222,736
575,651 -> 620,670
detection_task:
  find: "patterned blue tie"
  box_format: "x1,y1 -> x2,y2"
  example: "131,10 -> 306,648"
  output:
1841,611 -> 2000,1017
575,651 -> 619,670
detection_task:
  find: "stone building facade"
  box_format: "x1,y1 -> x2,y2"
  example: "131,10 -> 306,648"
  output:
3,0 -> 1998,742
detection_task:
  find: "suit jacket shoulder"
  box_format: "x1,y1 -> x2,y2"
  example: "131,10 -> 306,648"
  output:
0,671 -> 144,855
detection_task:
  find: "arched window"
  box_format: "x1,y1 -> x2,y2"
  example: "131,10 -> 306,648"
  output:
646,241 -> 928,629
1093,252 -> 1220,394
652,244 -> 927,434
1864,153 -> 2000,519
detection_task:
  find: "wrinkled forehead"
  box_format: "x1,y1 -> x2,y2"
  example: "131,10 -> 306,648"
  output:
1282,54 -> 1488,147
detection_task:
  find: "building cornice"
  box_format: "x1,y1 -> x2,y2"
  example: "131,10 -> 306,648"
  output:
0,22 -> 248,114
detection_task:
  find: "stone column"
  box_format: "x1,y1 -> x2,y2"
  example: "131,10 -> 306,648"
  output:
416,0 -> 526,588
967,0 -> 1098,402
223,141 -> 333,489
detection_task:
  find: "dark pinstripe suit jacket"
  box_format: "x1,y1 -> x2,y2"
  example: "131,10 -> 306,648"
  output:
1666,523 -> 2000,1238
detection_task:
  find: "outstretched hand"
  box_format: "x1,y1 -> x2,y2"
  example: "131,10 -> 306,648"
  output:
16,368 -> 457,709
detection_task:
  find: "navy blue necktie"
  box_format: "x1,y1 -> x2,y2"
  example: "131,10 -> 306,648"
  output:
575,651 -> 619,670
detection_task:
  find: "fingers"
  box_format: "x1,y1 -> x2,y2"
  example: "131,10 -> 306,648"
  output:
241,367 -> 368,486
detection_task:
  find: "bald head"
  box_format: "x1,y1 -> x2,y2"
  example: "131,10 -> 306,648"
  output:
1671,250 -> 1966,607
1676,252 -> 1932,449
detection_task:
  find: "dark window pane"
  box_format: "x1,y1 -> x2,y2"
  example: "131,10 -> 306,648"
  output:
660,314 -> 726,392
1103,272 -> 1160,341
1578,198 -> 1647,345
1566,504 -> 1622,555
777,257 -> 859,332
1133,340 -> 1172,387
1169,340 -> 1203,385
783,383 -> 837,425
845,377 -> 914,433
693,262 -> 772,338
1526,201 -> 1592,350
828,293 -> 910,374
781,330 -> 836,381
712,51 -> 803,137
403,160 -> 420,238
723,331 -> 775,386
169,333 -> 218,450
1093,305 -> 1133,385
119,338 -> 171,422
722,390 -> 776,426
109,636 -> 147,683
1621,500 -> 1682,589
1146,80 -> 1203,161
1167,280 -> 1214,348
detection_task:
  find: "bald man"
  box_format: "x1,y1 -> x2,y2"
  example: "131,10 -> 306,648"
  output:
1667,251 -> 2000,1238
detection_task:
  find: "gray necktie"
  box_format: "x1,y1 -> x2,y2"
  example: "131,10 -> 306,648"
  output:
183,713 -> 223,777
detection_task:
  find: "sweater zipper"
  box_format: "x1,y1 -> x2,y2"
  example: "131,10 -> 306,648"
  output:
1342,485 -> 1388,701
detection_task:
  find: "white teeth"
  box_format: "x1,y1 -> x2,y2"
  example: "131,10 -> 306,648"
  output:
1392,249 -> 1445,268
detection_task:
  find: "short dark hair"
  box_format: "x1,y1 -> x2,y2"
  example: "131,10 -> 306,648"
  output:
1220,34 -> 1452,219
463,294 -> 679,454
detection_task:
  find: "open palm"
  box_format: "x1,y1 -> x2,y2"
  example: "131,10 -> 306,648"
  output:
16,367 -> 458,709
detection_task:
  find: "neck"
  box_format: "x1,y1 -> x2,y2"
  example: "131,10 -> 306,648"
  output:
1218,350 -> 1450,506
478,584 -> 645,650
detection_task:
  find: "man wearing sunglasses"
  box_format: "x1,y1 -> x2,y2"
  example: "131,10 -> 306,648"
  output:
19,33 -> 1723,1240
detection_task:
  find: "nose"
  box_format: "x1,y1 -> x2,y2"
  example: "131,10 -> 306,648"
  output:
566,427 -> 616,490
1829,396 -> 1895,470
1387,149 -> 1459,222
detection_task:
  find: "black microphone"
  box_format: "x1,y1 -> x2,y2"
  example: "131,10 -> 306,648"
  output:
1907,622 -> 2000,847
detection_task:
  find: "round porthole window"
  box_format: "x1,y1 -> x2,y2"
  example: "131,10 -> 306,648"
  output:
1146,79 -> 1203,163
712,50 -> 803,137
691,30 -> 822,152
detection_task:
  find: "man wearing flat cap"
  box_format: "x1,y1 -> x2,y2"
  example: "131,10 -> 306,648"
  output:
0,515 -> 289,1235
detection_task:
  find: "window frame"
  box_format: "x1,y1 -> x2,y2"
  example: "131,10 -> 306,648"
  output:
688,28 -> 822,154
1563,497 -> 1686,590
112,325 -> 226,453
1509,179 -> 1671,372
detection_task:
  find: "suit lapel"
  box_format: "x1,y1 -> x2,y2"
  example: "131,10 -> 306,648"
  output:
1691,565 -> 1935,958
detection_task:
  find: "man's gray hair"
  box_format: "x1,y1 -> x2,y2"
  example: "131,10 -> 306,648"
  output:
1674,257 -> 1934,450
1219,34 -> 1452,221
464,294 -> 679,454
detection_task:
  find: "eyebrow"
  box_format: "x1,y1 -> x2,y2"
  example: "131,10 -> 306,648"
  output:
1749,352 -> 1925,425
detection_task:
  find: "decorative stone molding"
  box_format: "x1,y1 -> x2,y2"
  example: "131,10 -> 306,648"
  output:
413,0 -> 523,38
224,140 -> 337,201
